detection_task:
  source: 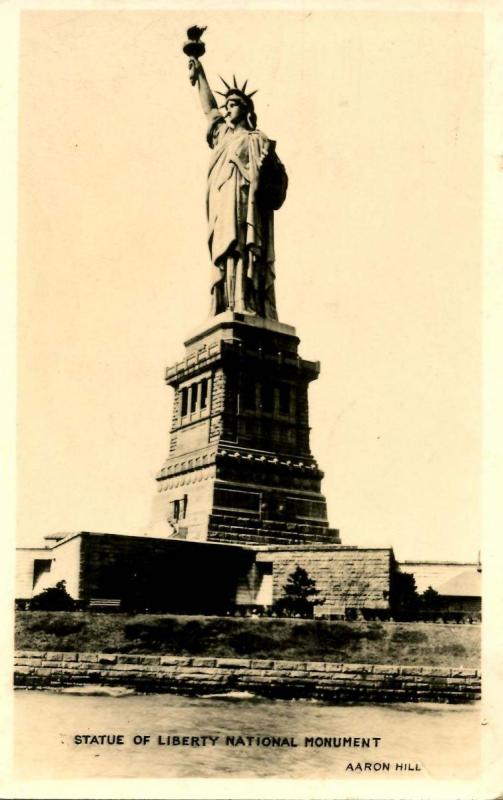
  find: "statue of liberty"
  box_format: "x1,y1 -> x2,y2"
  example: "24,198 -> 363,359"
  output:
184,27 -> 288,320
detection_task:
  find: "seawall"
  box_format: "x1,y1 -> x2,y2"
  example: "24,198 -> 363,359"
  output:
14,651 -> 481,703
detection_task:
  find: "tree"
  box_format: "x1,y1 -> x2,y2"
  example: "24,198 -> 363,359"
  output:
389,569 -> 420,620
420,586 -> 441,611
29,580 -> 76,611
273,566 -> 325,618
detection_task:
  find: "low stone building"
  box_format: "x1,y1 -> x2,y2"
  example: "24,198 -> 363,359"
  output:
242,546 -> 393,617
16,530 -> 396,618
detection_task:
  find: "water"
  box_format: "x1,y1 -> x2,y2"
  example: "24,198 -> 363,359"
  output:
15,689 -> 480,780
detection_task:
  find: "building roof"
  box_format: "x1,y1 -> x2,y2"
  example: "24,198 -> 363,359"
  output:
435,569 -> 481,597
399,561 -> 481,597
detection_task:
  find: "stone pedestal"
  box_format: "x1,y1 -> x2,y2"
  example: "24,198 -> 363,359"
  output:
151,311 -> 340,546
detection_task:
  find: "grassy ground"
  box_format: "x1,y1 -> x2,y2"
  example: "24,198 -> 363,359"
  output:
15,612 -> 480,667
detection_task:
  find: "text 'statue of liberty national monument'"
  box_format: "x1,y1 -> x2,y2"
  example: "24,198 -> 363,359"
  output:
151,28 -> 341,549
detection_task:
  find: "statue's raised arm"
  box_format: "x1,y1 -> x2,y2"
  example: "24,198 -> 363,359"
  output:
183,26 -> 288,320
188,57 -> 218,117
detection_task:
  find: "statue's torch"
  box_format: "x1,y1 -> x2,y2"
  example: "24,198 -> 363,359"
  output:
183,25 -> 207,85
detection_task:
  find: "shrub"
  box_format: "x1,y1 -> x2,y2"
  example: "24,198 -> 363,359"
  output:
438,643 -> 467,657
124,617 -> 211,654
124,617 -> 179,645
390,628 -> 428,644
228,631 -> 277,655
29,581 -> 76,612
26,614 -> 85,637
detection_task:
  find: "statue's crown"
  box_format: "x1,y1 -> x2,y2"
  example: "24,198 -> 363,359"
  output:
216,75 -> 257,111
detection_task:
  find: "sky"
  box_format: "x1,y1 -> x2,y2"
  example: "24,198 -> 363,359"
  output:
17,9 -> 483,561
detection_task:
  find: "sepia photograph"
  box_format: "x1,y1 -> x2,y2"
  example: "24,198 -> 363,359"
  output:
3,2 -> 502,798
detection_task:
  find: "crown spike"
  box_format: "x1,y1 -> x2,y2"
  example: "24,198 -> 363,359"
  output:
241,79 -> 248,94
215,90 -> 227,97
247,89 -> 258,99
232,74 -> 238,88
219,75 -> 231,90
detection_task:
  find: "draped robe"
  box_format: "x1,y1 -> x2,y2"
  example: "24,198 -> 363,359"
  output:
206,111 -> 277,319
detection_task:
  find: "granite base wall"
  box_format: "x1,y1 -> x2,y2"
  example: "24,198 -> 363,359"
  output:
14,651 -> 480,704
256,547 -> 393,617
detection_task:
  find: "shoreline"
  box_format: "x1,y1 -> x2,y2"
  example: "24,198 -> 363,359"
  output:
14,651 -> 481,704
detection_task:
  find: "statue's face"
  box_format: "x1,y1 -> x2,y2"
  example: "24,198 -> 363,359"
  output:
225,97 -> 247,126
